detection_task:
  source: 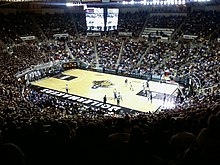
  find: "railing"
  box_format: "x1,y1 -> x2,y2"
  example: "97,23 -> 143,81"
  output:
15,60 -> 66,79
189,73 -> 201,90
80,65 -> 188,86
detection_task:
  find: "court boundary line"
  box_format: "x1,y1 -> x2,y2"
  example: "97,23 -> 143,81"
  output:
32,69 -> 178,113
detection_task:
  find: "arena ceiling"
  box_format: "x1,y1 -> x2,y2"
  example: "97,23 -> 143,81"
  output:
0,0 -> 219,8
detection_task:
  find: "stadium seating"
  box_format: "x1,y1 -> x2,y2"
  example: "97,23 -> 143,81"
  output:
0,5 -> 219,165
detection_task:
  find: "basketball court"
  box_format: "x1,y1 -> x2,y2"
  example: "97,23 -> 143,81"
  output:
31,69 -> 179,113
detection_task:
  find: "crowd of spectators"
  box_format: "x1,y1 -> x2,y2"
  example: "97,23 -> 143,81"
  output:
0,44 -> 49,86
0,79 -> 219,165
0,10 -> 218,43
0,12 -> 86,44
178,10 -> 220,41
67,39 -> 96,68
96,38 -> 122,70
134,40 -> 219,89
0,8 -> 219,165
118,38 -> 149,75
118,11 -> 148,37
145,15 -> 186,29
139,41 -> 179,77
0,13 -> 43,44
160,42 -> 220,88
33,13 -> 78,40
39,40 -> 72,61
74,13 -> 87,35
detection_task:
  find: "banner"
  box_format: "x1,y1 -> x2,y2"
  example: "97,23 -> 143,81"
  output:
37,87 -> 125,112
142,34 -> 148,38
87,32 -> 101,36
119,32 -> 132,36
142,28 -> 174,38
144,28 -> 175,32
53,33 -> 69,38
198,83 -> 220,95
183,35 -> 198,40
20,36 -> 36,41
159,36 -> 169,41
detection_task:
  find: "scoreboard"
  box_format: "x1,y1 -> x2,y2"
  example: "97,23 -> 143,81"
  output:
106,8 -> 119,31
62,61 -> 78,70
85,7 -> 105,31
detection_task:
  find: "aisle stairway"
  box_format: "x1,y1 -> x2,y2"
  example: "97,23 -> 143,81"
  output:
31,16 -> 48,41
93,39 -> 99,69
116,39 -> 125,67
136,42 -> 153,68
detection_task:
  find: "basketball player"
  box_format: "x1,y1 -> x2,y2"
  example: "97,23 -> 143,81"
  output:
103,95 -> 107,104
113,89 -> 117,100
146,80 -> 149,89
145,88 -> 148,98
125,79 -> 128,86
65,84 -> 69,93
117,92 -> 122,106
163,93 -> 166,104
142,83 -> 146,95
130,82 -> 134,91
150,91 -> 153,103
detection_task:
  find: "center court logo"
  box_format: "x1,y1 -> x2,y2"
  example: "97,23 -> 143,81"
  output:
92,80 -> 114,89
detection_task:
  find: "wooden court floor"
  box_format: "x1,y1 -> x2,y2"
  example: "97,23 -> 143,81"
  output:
32,69 -> 178,113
